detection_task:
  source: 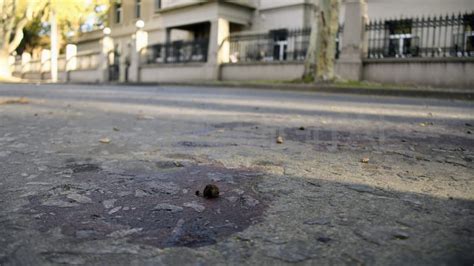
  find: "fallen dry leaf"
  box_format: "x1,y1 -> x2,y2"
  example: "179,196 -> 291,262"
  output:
136,114 -> 154,120
276,136 -> 284,144
361,158 -> 370,163
0,97 -> 30,105
99,137 -> 111,144
419,122 -> 433,127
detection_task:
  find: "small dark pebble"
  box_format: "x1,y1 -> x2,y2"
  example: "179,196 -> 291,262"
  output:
195,190 -> 200,196
304,218 -> 329,225
173,161 -> 184,167
466,123 -> 473,127
299,126 -> 305,130
467,130 -> 472,134
203,184 -> 219,199
317,237 -> 331,243
393,232 -> 409,240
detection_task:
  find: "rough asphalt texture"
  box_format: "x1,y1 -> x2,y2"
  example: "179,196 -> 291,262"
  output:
0,84 -> 473,265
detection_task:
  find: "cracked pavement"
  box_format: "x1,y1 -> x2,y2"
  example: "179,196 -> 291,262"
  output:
0,83 -> 473,265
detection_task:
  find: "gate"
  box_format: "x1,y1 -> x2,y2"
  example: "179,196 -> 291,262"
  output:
108,50 -> 120,81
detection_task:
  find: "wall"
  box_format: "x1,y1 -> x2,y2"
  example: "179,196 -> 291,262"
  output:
220,62 -> 304,81
217,59 -> 474,88
13,66 -> 101,83
258,0 -> 308,10
68,69 -> 102,83
14,56 -> 474,88
140,63 -> 213,82
251,0 -> 312,32
365,0 -> 474,20
161,0 -> 197,9
362,58 -> 474,88
252,5 -> 309,31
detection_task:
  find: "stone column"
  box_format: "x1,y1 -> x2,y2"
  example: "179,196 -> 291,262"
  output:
21,52 -> 31,77
129,22 -> 148,83
65,44 -> 77,82
40,49 -> 51,80
164,28 -> 171,63
207,18 -> 230,80
8,55 -> 15,75
336,0 -> 367,81
99,28 -> 114,83
119,43 -> 128,83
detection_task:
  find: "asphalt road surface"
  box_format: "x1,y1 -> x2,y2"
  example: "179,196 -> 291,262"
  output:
0,83 -> 473,265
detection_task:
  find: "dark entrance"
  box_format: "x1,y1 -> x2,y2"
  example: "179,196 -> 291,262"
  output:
108,50 -> 120,82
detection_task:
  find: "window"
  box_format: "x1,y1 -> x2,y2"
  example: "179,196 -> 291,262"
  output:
135,0 -> 141,18
464,14 -> 474,55
270,29 -> 288,61
155,0 -> 162,11
451,14 -> 474,56
114,1 -> 122,24
384,19 -> 415,57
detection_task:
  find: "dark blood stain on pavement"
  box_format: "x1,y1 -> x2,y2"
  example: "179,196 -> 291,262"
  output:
25,163 -> 267,248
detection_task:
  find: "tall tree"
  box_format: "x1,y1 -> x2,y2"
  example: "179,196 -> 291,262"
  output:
0,0 -> 41,78
15,17 -> 47,56
43,0 -> 107,81
0,0 -> 108,79
303,0 -> 341,82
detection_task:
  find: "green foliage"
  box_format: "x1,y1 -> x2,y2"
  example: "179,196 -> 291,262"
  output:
301,74 -> 315,83
38,0 -> 109,36
16,17 -> 46,54
3,0 -> 109,55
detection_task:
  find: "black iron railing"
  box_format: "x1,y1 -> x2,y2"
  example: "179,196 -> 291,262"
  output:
229,28 -> 311,63
366,12 -> 474,59
228,27 -> 343,63
142,39 -> 209,64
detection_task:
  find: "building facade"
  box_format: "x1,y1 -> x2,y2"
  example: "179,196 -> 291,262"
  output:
13,0 -> 474,87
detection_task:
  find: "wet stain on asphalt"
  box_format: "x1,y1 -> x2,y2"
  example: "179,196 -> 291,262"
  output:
25,163 -> 267,248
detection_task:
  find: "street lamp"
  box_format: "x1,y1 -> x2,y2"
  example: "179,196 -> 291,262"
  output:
103,27 -> 111,36
135,20 -> 145,29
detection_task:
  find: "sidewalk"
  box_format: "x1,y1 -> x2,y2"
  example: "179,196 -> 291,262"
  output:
146,80 -> 473,101
2,78 -> 473,101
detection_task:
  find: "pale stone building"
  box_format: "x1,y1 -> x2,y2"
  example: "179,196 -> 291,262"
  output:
79,0 -> 473,52
16,0 -> 473,87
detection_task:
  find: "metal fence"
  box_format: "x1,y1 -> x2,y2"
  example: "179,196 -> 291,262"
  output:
366,12 -> 474,59
143,39 -> 209,64
228,28 -> 311,63
228,27 -> 343,63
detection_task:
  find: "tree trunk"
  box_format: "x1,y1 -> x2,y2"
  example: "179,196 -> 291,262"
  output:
50,9 -> 59,82
315,0 -> 340,81
302,1 -> 319,82
0,0 -> 34,79
303,0 -> 340,82
0,50 -> 12,78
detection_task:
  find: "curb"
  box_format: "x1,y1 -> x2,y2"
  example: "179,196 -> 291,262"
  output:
4,80 -> 473,101
121,81 -> 474,101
